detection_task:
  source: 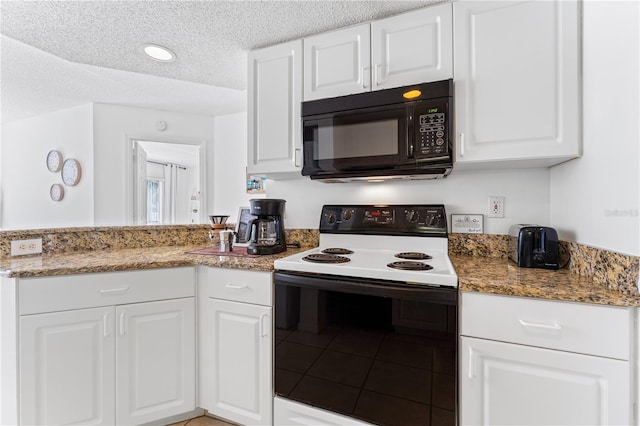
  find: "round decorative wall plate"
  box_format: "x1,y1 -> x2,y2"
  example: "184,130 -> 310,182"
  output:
61,158 -> 82,186
50,183 -> 64,201
46,150 -> 63,172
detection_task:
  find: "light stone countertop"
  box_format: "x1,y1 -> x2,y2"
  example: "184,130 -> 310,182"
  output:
452,255 -> 640,307
2,246 -> 639,308
0,245 -> 305,278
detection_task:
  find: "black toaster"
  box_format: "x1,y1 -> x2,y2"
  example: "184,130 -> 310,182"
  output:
508,225 -> 560,270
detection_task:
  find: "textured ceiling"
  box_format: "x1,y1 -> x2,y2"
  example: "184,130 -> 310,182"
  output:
0,0 -> 440,123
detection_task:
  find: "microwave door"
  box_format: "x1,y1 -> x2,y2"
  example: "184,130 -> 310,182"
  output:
302,106 -> 412,176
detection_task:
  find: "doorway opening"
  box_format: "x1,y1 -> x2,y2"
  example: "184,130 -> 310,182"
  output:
133,140 -> 201,225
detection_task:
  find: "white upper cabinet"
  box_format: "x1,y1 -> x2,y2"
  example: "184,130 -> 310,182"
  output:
304,24 -> 371,100
454,0 -> 581,168
247,40 -> 303,177
371,3 -> 453,90
303,4 -> 453,101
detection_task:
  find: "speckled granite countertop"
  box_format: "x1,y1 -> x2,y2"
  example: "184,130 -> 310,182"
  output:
452,255 -> 640,307
0,245 -> 306,278
2,244 -> 638,308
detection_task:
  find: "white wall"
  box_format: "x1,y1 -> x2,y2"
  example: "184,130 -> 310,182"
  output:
93,103 -> 215,226
1,104 -> 94,229
212,112 -> 260,218
550,1 -> 639,256
266,168 -> 550,232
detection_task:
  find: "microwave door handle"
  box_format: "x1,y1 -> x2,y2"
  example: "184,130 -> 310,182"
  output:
407,111 -> 415,158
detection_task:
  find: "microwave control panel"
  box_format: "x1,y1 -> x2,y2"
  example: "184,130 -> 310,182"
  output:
416,104 -> 449,158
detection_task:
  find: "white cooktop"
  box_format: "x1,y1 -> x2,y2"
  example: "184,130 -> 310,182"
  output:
274,234 -> 457,288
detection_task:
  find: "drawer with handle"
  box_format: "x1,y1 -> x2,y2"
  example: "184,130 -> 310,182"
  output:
204,267 -> 272,306
460,292 -> 631,360
19,267 -> 195,315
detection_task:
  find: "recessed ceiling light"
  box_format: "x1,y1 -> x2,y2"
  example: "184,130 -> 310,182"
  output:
142,44 -> 176,62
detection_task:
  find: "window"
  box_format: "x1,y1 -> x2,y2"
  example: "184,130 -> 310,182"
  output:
146,180 -> 163,224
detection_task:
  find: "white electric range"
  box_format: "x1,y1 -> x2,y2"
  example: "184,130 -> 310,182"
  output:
273,204 -> 458,426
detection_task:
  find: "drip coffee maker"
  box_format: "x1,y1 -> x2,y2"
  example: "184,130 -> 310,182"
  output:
246,199 -> 286,255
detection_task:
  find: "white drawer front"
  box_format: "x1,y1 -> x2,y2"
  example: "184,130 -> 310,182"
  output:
19,267 -> 195,315
204,267 -> 272,306
460,292 -> 631,360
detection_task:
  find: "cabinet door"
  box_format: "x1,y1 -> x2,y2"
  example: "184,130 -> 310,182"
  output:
207,298 -> 272,425
116,298 -> 195,425
460,337 -> 631,425
19,307 -> 115,426
248,40 -> 303,177
304,24 -> 371,101
454,0 -> 580,167
371,4 -> 453,90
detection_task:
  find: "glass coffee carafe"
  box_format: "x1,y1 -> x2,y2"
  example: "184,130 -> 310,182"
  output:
246,199 -> 286,255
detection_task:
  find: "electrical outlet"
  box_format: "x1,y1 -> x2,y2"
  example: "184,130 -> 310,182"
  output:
10,238 -> 43,256
488,196 -> 505,218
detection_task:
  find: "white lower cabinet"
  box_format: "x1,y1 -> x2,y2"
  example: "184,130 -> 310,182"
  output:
20,307 -> 116,426
116,298 -> 195,425
8,267 -> 196,426
460,337 -> 630,425
199,267 -> 273,426
459,292 -> 632,426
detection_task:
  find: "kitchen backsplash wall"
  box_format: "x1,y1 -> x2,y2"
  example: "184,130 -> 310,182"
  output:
265,168 -> 551,234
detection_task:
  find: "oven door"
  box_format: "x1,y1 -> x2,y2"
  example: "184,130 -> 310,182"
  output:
301,105 -> 413,177
273,271 -> 457,426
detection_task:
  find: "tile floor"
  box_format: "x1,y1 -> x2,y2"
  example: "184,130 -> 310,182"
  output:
167,415 -> 234,426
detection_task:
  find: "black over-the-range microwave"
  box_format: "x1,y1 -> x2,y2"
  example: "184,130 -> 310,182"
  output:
301,79 -> 453,182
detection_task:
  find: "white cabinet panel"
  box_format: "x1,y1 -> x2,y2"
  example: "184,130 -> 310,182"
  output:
19,267 -> 195,315
19,307 -> 115,426
304,24 -> 371,100
203,267 -> 272,306
207,298 -> 272,425
274,397 -> 372,426
116,298 -> 195,425
461,292 -> 631,360
248,40 -> 303,177
460,337 -> 631,426
454,0 -> 580,167
371,3 -> 453,90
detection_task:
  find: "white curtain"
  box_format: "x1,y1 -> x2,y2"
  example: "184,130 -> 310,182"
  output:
160,163 -> 189,224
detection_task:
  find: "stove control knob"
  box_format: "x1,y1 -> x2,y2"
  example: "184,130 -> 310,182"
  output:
327,213 -> 337,224
427,214 -> 439,227
343,210 -> 352,221
406,210 -> 419,223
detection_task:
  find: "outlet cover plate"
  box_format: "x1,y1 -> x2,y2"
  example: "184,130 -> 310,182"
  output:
488,196 -> 505,218
10,238 -> 43,256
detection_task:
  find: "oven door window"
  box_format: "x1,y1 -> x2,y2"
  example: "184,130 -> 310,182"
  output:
302,106 -> 412,176
274,281 -> 457,426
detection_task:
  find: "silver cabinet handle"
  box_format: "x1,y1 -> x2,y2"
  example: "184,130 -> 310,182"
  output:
459,133 -> 464,157
119,312 -> 127,336
225,283 -> 248,289
362,66 -> 370,89
100,286 -> 129,295
467,346 -> 475,379
518,319 -> 562,331
295,148 -> 302,167
103,312 -> 111,337
374,64 -> 382,86
259,313 -> 268,337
